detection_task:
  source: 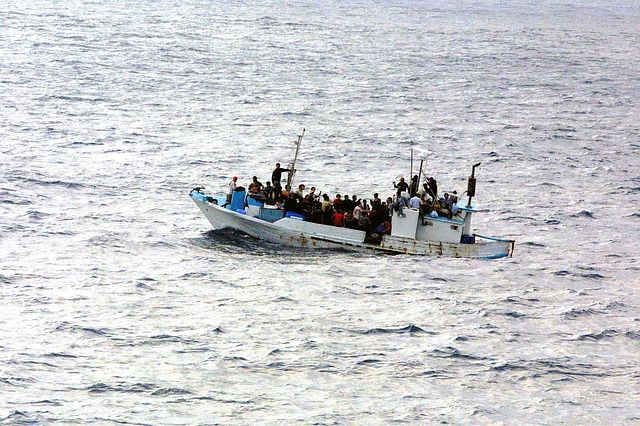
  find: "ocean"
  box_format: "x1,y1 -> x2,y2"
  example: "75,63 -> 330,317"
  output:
1,0 -> 639,423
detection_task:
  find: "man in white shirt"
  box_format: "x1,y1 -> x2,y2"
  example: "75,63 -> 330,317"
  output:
409,194 -> 421,209
225,176 -> 238,206
353,201 -> 363,221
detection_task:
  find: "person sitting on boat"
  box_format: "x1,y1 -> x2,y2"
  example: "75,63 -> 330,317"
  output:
223,176 -> 238,207
374,220 -> 392,235
419,183 -> 430,198
321,193 -> 332,211
249,176 -> 264,193
353,201 -> 363,222
392,191 -> 409,216
332,194 -> 343,210
446,191 -> 460,218
342,194 -> 352,212
264,181 -> 276,205
344,211 -> 358,229
271,163 -> 291,186
311,196 -> 323,223
284,192 -> 299,213
437,193 -> 452,218
308,186 -> 320,201
322,202 -> 334,225
371,193 -> 382,210
358,209 -> 371,231
273,182 -> 284,203
368,201 -> 382,230
394,177 -> 409,193
295,183 -> 306,199
420,195 -> 433,215
409,193 -> 421,209
332,208 -> 345,227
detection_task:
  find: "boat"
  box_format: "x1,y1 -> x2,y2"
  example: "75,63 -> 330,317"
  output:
190,132 -> 515,259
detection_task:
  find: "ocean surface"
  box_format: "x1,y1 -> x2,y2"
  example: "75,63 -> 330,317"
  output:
1,0 -> 639,424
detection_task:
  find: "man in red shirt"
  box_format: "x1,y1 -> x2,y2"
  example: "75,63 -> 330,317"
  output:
332,208 -> 345,227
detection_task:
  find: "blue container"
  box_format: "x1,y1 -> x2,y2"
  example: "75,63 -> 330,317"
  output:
461,234 -> 475,244
229,190 -> 246,211
247,196 -> 264,207
285,211 -> 305,221
259,208 -> 286,223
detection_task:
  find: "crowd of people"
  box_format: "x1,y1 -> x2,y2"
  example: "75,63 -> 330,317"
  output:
225,163 -> 461,235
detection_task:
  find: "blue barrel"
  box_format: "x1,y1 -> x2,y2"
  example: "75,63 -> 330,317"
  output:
229,190 -> 246,211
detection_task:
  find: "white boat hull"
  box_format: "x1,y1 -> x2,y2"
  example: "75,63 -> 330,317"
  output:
191,192 -> 514,259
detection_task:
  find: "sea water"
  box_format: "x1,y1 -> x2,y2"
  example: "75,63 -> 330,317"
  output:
1,1 -> 639,423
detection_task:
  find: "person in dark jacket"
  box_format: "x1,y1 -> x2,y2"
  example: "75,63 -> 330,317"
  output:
271,163 -> 291,186
427,177 -> 438,200
394,177 -> 409,193
410,175 -> 419,196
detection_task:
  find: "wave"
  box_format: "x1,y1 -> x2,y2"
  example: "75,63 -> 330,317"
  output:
577,329 -> 620,341
491,357 -> 607,378
145,335 -> 200,344
360,324 -> 432,335
62,141 -> 104,147
54,322 -> 110,337
430,346 -> 488,361
564,307 -> 600,319
579,273 -> 605,280
151,387 -> 193,396
571,210 -> 595,219
15,177 -> 88,189
23,210 -> 53,220
45,352 -> 77,358
86,382 -> 158,394
136,282 -> 154,290
522,241 -> 545,247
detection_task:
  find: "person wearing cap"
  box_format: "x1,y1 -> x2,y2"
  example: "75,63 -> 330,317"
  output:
224,176 -> 238,206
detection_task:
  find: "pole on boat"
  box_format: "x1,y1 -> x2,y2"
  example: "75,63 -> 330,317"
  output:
287,128 -> 305,189
410,148 -> 413,191
417,159 -> 424,195
467,162 -> 481,208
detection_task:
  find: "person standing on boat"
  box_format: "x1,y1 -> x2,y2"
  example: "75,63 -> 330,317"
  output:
394,177 -> 409,194
410,175 -> 419,196
353,201 -> 363,222
264,181 -> 276,205
409,193 -> 421,209
427,177 -> 438,200
271,163 -> 291,186
372,193 -> 382,210
224,176 -> 238,206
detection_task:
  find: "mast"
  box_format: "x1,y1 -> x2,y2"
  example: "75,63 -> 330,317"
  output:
286,128 -> 305,189
410,148 -> 413,191
467,162 -> 481,207
417,159 -> 424,195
